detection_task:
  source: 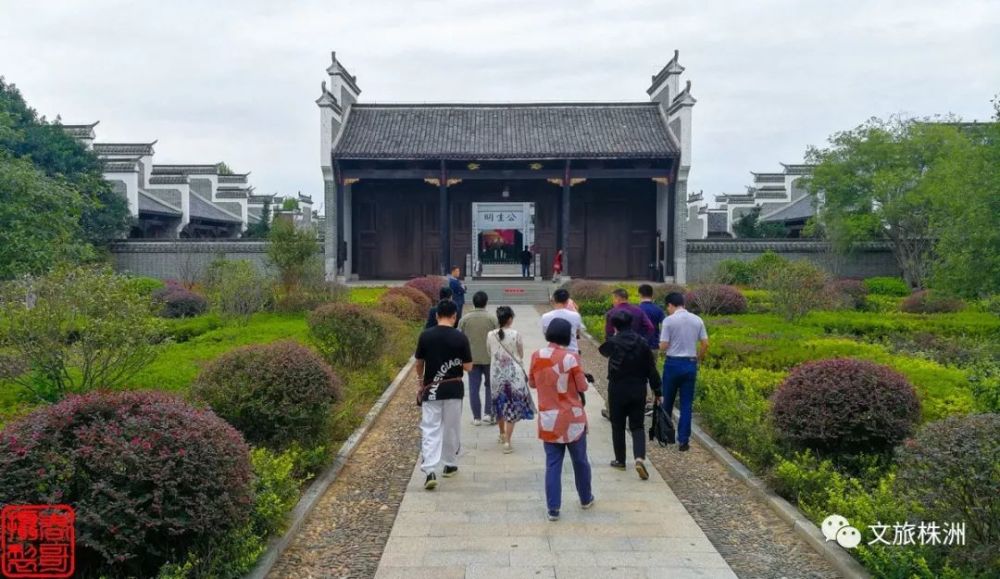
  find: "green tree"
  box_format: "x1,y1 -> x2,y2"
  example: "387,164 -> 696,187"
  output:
0,153 -> 92,278
732,206 -> 789,238
0,266 -> 163,402
805,117 -> 968,289
267,219 -> 319,294
216,161 -> 234,175
0,78 -> 130,261
244,198 -> 271,239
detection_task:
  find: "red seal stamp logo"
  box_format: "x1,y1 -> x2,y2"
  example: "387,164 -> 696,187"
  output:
1,505 -> 75,579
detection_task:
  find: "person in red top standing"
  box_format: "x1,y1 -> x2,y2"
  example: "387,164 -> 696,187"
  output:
528,318 -> 595,521
551,250 -> 563,283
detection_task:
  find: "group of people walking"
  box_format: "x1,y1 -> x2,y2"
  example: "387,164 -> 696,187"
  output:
414,273 -> 708,522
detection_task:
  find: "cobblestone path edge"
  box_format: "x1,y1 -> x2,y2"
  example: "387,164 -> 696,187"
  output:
245,356 -> 417,579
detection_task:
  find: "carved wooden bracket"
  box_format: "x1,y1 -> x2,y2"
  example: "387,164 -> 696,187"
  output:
343,177 -> 360,186
652,177 -> 670,185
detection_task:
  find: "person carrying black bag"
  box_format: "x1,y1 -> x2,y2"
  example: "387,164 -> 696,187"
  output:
598,310 -> 662,480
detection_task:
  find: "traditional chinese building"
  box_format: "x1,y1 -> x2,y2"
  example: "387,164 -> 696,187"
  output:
318,50 -> 695,281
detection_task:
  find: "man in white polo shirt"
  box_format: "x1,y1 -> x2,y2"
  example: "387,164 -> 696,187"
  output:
540,288 -> 582,354
659,292 -> 709,452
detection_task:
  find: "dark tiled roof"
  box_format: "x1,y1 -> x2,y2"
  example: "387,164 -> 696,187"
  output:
760,195 -> 816,223
190,193 -> 243,223
94,142 -> 155,156
216,185 -> 251,199
780,163 -> 815,175
102,159 -> 139,173
149,175 -> 188,185
61,122 -> 99,139
333,103 -> 679,160
152,164 -> 219,175
218,174 -> 249,184
138,190 -> 182,216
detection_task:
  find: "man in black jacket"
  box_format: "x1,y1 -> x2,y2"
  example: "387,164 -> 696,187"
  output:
599,310 -> 662,480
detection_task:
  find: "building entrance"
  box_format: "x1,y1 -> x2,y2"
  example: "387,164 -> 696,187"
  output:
472,201 -> 535,278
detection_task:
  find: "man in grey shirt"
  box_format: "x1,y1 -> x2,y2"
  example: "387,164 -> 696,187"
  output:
658,292 -> 709,451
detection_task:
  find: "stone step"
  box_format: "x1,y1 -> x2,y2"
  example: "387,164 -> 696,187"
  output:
465,281 -> 553,305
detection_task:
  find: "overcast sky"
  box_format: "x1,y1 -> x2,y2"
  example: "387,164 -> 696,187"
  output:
2,0 -> 997,211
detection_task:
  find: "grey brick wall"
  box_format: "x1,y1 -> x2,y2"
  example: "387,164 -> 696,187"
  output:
109,241 -> 325,281
685,240 -> 900,282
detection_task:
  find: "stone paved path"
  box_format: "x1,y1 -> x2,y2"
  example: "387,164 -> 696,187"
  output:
373,305 -> 736,579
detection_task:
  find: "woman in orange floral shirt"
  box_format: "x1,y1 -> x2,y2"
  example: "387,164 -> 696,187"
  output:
528,318 -> 594,521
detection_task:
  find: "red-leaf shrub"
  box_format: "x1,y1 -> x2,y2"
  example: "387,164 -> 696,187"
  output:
192,340 -> 342,449
377,292 -> 424,322
685,284 -> 748,315
564,279 -> 611,302
825,278 -> 868,310
770,358 -> 920,453
308,303 -> 387,368
383,286 -> 432,312
404,276 -> 447,301
152,285 -> 208,318
900,290 -> 965,314
896,413 -> 999,568
0,391 -> 252,576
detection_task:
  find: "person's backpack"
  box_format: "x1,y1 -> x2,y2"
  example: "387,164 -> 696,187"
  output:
649,404 -> 675,446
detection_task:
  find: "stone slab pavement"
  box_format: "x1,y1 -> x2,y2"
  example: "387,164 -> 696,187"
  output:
374,305 -> 737,579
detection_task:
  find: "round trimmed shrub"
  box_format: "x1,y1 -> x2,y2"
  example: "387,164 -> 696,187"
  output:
377,292 -> 424,322
825,278 -> 868,310
863,276 -> 910,297
900,290 -> 965,314
152,285 -> 208,318
770,358 -> 920,453
404,275 -> 447,301
896,413 -> 999,566
685,284 -> 747,315
308,303 -> 387,368
0,391 -> 252,576
125,275 -> 166,296
564,279 -> 611,302
192,340 -> 342,449
383,285 -> 432,312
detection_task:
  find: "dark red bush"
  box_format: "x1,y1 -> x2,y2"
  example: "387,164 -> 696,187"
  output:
383,285 -> 432,312
152,285 -> 208,318
900,290 -> 965,314
685,284 -> 748,315
404,276 -> 447,301
0,391 -> 252,576
564,279 -> 611,302
770,358 -> 921,453
896,413 -> 999,566
192,340 -> 341,449
377,292 -> 424,322
825,278 -> 868,310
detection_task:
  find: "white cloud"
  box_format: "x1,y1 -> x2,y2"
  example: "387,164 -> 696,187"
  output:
1,0 -> 997,208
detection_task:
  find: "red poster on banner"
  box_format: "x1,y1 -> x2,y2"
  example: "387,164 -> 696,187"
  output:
1,505 -> 75,579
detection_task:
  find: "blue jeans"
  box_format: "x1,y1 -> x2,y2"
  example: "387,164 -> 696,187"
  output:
467,364 -> 492,421
522,263 -> 531,277
662,358 -> 697,444
543,436 -> 593,512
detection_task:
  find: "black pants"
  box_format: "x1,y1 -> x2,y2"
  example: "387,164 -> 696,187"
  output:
608,380 -> 646,463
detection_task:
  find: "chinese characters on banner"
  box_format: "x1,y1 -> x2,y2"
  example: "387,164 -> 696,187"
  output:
475,209 -> 524,230
1,505 -> 75,579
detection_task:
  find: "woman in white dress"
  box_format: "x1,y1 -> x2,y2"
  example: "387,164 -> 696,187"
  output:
487,306 -> 536,453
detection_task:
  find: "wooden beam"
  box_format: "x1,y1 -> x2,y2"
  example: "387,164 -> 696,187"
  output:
439,160 -> 449,276
338,167 -> 672,181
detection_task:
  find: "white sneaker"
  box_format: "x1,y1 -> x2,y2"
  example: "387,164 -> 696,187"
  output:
503,442 -> 513,454
487,415 -> 497,425
472,419 -> 482,426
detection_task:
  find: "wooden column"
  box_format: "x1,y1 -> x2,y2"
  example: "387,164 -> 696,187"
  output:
330,161 -> 343,278
439,160 -> 450,276
560,160 -> 571,277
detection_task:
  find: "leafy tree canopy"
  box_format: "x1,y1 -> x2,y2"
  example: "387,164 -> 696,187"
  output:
805,116 -> 969,289
0,77 -> 130,277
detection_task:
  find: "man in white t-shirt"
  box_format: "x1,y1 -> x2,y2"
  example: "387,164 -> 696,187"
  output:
540,288 -> 582,354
